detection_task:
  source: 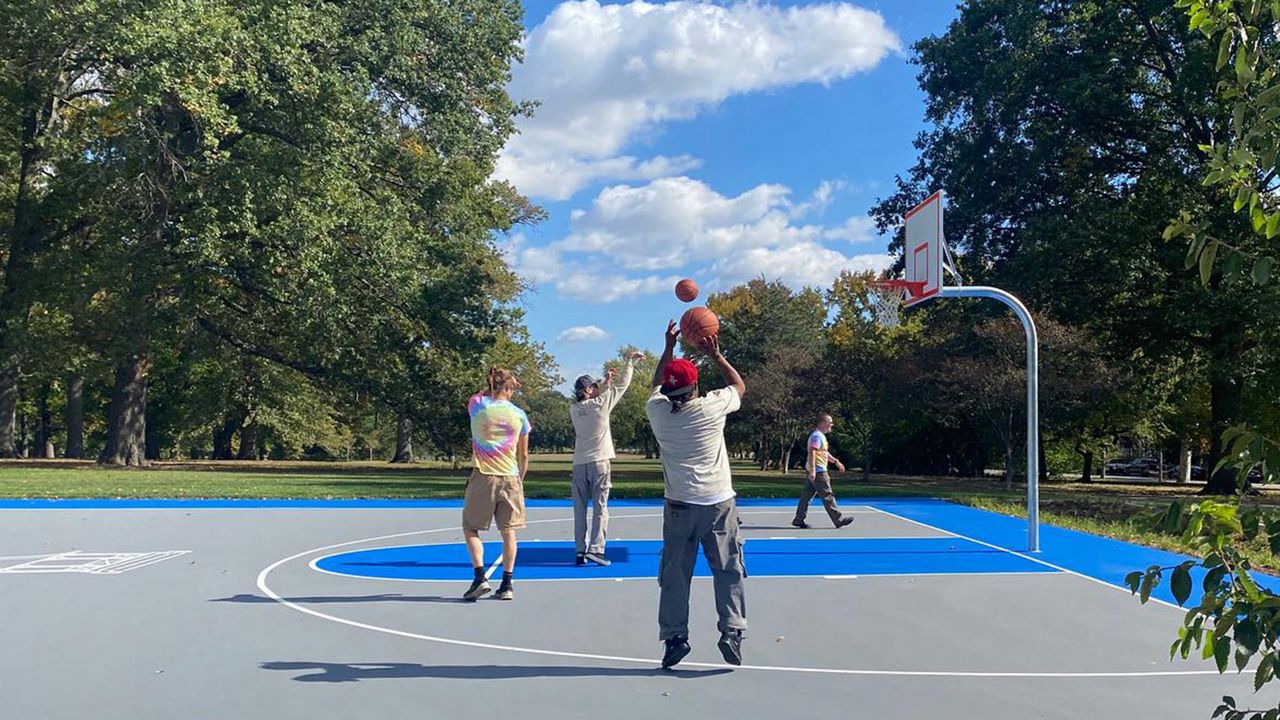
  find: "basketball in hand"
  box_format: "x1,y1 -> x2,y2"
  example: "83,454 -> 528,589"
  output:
679,306 -> 720,346
675,278 -> 699,303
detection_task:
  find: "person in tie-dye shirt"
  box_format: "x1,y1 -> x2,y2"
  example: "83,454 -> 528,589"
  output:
461,367 -> 532,602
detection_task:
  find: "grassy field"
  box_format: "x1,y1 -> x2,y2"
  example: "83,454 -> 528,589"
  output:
2,454 -> 1277,570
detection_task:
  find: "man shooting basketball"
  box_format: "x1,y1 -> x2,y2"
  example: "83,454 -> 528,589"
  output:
646,320 -> 748,669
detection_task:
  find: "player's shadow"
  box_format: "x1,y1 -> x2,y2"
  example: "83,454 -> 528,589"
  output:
262,661 -> 733,681
211,593 -> 463,604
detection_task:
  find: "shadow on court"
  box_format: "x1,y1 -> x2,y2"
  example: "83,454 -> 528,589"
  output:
211,593 -> 464,604
261,661 -> 734,682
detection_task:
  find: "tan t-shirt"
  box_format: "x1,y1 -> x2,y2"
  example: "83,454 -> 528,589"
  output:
645,385 -> 741,505
570,361 -> 633,465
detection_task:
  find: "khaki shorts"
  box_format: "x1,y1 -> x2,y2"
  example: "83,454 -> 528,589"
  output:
462,471 -> 526,531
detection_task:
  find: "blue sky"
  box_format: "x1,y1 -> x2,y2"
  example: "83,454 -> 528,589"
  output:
499,0 -> 959,391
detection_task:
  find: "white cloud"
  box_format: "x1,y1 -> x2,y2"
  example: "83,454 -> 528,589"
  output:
556,177 -> 816,271
557,325 -> 612,342
509,176 -> 892,302
822,215 -> 878,243
789,180 -> 848,219
500,0 -> 901,199
710,243 -> 892,288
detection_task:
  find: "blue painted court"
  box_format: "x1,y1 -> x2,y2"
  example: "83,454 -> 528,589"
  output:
314,536 -> 1059,581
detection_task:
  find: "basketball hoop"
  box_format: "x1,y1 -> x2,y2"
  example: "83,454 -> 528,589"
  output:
867,280 -> 925,328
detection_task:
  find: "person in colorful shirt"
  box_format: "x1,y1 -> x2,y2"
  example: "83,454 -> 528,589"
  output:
791,413 -> 854,530
462,367 -> 532,601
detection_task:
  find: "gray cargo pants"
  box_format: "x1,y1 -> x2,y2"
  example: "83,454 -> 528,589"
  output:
658,498 -> 747,641
794,471 -> 846,526
571,461 -> 611,554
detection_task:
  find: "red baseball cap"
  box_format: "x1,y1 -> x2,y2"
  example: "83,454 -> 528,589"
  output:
661,358 -> 698,397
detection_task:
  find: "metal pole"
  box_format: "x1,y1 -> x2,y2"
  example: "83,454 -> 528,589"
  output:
939,286 -> 1040,552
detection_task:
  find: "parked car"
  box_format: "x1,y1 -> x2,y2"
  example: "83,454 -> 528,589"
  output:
1104,459 -> 1134,476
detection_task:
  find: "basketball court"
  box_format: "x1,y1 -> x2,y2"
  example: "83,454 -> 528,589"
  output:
2,497 -> 1274,719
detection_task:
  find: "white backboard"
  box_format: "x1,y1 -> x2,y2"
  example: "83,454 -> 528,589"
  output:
903,190 -> 944,307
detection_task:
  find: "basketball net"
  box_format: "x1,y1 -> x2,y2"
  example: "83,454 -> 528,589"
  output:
867,280 -> 924,329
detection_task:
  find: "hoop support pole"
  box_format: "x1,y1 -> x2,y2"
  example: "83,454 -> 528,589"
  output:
939,286 -> 1040,552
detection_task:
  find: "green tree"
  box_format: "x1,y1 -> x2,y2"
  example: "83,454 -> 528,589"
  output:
870,0 -> 1280,494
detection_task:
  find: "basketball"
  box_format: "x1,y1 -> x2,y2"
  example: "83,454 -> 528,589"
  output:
679,306 -> 719,346
675,278 -> 699,303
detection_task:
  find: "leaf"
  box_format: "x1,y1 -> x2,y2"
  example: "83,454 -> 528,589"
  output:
1219,32 -> 1235,70
1255,654 -> 1274,692
1140,566 -> 1162,603
1244,509 -> 1262,541
1216,635 -> 1232,673
1206,566 -> 1229,593
1237,618 -> 1262,653
1268,214 -> 1280,238
1254,257 -> 1274,284
1201,239 -> 1219,286
1172,564 -> 1193,605
1125,570 -> 1143,593
1205,628 -> 1219,659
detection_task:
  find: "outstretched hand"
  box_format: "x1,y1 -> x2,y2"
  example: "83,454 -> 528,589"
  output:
664,319 -> 681,348
605,367 -> 617,382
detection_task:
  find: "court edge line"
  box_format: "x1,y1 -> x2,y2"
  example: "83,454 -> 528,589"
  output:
866,507 -> 1185,611
259,513 -> 1220,678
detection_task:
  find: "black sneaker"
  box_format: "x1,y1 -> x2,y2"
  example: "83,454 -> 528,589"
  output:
717,629 -> 743,666
494,583 -> 514,601
463,578 -> 491,601
791,519 -> 810,529
575,553 -> 586,566
662,637 -> 691,669
836,516 -> 855,529
584,551 -> 611,567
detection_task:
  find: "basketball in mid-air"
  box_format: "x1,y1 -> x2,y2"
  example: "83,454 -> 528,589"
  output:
680,306 -> 720,346
675,278 -> 699,303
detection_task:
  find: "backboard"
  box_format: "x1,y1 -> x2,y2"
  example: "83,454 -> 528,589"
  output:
903,190 -> 944,307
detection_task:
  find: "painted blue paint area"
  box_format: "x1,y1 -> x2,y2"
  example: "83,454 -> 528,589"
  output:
870,499 -> 1280,602
313,537 -> 1059,581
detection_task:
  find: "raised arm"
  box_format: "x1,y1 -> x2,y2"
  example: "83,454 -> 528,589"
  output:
697,334 -> 745,398
652,320 -> 680,388
602,352 -> 641,410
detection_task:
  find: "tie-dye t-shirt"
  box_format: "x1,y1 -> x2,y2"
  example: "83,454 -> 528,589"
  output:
469,393 -> 532,477
808,430 -> 829,472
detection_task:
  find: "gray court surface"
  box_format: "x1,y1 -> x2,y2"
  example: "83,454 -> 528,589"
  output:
1,504 -> 1272,720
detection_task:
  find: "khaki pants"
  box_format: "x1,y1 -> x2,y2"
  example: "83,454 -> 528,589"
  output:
571,461 -> 611,554
462,471 -> 526,531
657,498 -> 747,641
794,472 -> 846,526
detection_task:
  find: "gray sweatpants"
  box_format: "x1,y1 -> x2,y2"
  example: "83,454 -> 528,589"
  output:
794,472 -> 846,526
571,461 -> 611,554
658,498 -> 747,641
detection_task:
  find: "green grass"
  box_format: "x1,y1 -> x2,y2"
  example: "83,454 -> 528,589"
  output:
2,454 -> 1277,571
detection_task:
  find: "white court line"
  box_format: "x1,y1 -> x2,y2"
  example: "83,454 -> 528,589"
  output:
261,511 -> 1221,678
866,506 -> 1185,611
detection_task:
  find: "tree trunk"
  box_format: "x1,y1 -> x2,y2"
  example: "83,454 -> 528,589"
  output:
236,422 -> 259,460
98,355 -> 149,467
1004,440 -> 1015,492
35,383 -> 53,458
1038,433 -> 1050,482
390,413 -> 413,463
1077,444 -> 1093,483
1177,437 -> 1192,484
1203,323 -> 1246,495
0,359 -> 19,457
64,374 -> 84,458
212,420 -> 235,460
781,444 -> 791,476
862,442 -> 872,482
